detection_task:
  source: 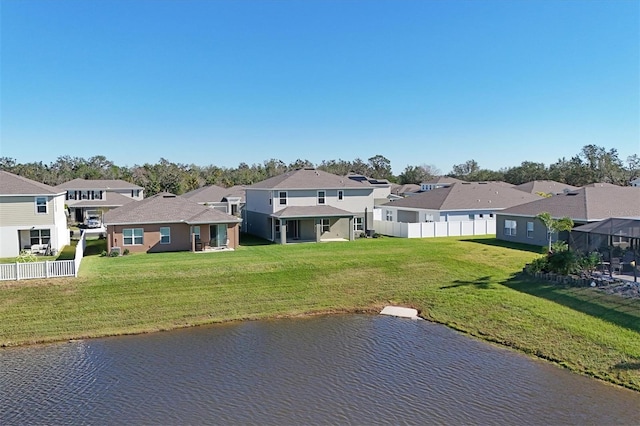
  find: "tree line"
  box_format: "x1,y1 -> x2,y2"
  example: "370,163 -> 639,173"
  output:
0,145 -> 637,197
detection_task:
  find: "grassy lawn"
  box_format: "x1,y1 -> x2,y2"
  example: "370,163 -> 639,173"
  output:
1,235 -> 639,391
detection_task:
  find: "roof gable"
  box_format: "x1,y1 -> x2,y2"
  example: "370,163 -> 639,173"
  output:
183,185 -> 246,203
0,171 -> 61,196
499,187 -> 640,221
515,180 -> 579,194
249,169 -> 369,190
382,182 -> 542,210
103,192 -> 240,225
56,178 -> 143,190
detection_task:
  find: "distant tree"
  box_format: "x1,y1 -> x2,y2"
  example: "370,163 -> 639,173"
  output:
367,155 -> 393,180
398,164 -> 439,184
536,212 -> 574,252
288,159 -> 314,170
450,159 -> 479,179
503,161 -> 548,185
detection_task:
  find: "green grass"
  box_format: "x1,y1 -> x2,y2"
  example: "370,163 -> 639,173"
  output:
1,236 -> 639,391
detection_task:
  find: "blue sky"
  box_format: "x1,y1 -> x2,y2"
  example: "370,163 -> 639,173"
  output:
2,0 -> 638,174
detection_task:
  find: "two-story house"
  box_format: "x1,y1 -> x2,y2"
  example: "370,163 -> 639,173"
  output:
182,184 -> 246,219
0,171 -> 70,257
55,178 -> 144,224
244,168 -> 375,243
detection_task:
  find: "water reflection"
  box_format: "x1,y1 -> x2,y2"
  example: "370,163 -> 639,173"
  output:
1,315 -> 639,425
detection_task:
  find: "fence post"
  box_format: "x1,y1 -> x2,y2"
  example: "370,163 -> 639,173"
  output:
46,260 -> 50,278
16,262 -> 20,281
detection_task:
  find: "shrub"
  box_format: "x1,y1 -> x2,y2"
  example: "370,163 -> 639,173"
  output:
526,256 -> 549,274
100,250 -> 108,257
15,250 -> 37,263
123,248 -> 130,256
109,250 -> 120,257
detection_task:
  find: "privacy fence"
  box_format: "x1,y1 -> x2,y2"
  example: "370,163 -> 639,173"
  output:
0,231 -> 87,281
372,219 -> 496,239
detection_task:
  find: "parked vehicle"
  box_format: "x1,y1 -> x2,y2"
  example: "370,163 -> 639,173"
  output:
86,216 -> 102,228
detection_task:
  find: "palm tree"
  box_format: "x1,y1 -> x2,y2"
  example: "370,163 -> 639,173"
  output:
536,212 -> 574,252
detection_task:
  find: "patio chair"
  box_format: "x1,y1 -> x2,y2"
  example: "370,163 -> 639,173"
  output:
610,258 -> 622,275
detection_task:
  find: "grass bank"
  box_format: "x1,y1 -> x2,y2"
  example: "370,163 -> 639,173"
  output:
1,236 -> 639,391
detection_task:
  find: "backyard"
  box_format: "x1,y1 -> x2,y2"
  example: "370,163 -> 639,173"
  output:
0,235 -> 639,391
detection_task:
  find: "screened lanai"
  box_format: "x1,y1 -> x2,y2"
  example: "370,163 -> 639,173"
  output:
570,217 -> 640,281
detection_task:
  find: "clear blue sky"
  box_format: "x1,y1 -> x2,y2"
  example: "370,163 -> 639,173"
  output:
2,0 -> 639,174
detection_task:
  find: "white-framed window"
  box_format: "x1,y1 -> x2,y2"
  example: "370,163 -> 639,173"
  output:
385,210 -> 393,221
526,221 -> 534,239
338,190 -> 344,201
504,220 -> 517,236
30,229 -> 50,246
317,191 -> 326,205
354,217 -> 364,231
160,227 -> 171,244
190,225 -> 201,241
35,197 -> 47,214
279,191 -> 287,205
321,218 -> 330,233
123,228 -> 144,245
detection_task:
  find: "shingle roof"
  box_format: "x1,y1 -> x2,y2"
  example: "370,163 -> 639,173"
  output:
582,182 -> 621,188
182,185 -> 246,203
390,183 -> 421,195
70,192 -> 138,208
381,182 -> 542,210
56,178 -> 143,190
249,169 -> 368,190
271,205 -> 355,218
421,176 -> 466,185
499,187 -> 640,221
0,171 -> 61,196
515,180 -> 579,195
103,192 -> 241,225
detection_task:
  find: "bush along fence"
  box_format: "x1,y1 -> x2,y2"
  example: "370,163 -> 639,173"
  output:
0,232 -> 87,281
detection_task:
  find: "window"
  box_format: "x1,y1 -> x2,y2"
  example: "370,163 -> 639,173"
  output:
321,218 -> 330,233
479,214 -> 484,219
354,217 -> 364,231
35,197 -> 47,214
504,220 -> 517,236
191,226 -> 200,241
385,210 -> 393,221
526,222 -> 534,239
279,191 -> 287,205
424,214 -> 434,222
338,190 -> 344,201
123,228 -> 144,245
317,191 -> 326,205
160,227 -> 171,244
30,229 -> 50,246
468,214 -> 475,220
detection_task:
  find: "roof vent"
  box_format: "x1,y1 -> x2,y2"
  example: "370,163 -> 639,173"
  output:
163,194 -> 177,198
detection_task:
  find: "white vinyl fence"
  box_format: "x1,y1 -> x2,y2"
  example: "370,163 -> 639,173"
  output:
372,219 -> 496,239
0,231 -> 87,281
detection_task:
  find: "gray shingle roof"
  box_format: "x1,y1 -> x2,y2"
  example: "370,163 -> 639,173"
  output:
582,182 -> 621,188
421,176 -> 466,185
0,171 -> 61,195
56,178 -> 143,190
70,192 -> 138,208
182,185 -> 246,203
381,182 -> 542,210
499,187 -> 640,221
515,180 -> 579,195
271,206 -> 355,218
103,193 -> 241,225
249,169 -> 368,190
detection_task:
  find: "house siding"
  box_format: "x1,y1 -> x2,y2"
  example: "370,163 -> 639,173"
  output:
0,194 -> 69,257
107,222 -> 239,254
496,215 -> 548,247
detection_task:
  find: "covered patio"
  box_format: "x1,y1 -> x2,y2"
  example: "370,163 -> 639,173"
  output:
571,217 -> 640,282
270,206 -> 356,244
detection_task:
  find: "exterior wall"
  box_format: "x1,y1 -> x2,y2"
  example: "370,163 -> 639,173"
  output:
496,214 -> 548,247
65,188 -> 143,206
0,194 -> 69,257
107,222 -> 238,253
247,188 -> 374,216
323,217 -> 349,240
398,210 -> 419,223
244,210 -> 272,240
245,189 -> 273,215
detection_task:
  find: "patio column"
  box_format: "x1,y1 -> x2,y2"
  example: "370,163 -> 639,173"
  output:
280,219 -> 287,245
316,221 -> 322,242
349,217 -> 354,241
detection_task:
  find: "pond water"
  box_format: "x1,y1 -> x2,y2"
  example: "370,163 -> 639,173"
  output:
2,315 -> 639,425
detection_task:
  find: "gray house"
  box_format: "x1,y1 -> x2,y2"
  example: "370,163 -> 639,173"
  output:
182,184 -> 246,217
244,168 -> 375,243
496,186 -> 640,247
56,178 -> 143,223
379,182 -> 542,224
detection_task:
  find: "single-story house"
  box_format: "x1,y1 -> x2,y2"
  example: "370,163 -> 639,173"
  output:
182,184 -> 246,217
103,192 -> 242,254
496,186 -> 640,247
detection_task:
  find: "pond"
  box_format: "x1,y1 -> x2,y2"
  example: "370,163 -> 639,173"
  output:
2,315 -> 639,424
